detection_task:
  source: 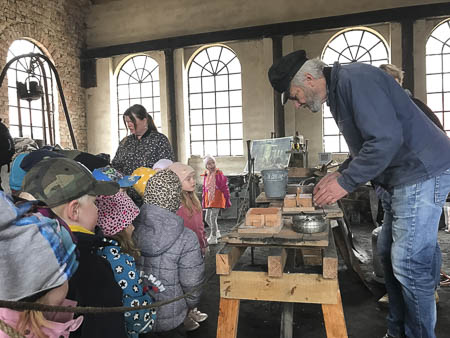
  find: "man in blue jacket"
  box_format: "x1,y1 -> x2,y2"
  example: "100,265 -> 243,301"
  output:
268,50 -> 450,338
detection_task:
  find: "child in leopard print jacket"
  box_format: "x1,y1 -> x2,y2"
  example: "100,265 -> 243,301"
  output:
95,191 -> 164,338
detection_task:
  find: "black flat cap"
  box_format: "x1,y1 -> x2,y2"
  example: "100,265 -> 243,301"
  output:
268,50 -> 308,104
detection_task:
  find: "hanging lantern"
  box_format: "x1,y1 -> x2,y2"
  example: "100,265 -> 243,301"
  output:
16,75 -> 44,101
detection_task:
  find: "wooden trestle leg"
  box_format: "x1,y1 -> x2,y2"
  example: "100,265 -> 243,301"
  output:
322,289 -> 348,338
217,297 -> 240,338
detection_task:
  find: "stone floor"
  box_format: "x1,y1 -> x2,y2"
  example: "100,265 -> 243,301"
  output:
187,219 -> 450,338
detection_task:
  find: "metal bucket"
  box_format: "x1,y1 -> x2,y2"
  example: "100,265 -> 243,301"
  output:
261,169 -> 288,198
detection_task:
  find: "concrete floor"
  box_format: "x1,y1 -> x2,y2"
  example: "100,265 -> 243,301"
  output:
187,219 -> 450,338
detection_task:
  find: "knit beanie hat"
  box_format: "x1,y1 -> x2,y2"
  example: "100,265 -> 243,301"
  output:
169,162 -> 195,183
132,167 -> 157,197
152,159 -> 173,171
95,191 -> 140,236
143,169 -> 181,213
203,154 -> 216,167
0,191 -> 78,301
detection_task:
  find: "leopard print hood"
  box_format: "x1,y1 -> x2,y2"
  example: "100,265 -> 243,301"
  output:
143,169 -> 181,213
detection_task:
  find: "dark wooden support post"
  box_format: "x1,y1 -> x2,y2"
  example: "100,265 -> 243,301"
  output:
272,36 -> 285,137
401,19 -> 414,95
164,48 -> 178,160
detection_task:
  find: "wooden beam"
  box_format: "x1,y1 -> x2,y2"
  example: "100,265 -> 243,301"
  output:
323,228 -> 338,279
322,290 -> 348,338
83,4 -> 450,59
217,298 -> 240,338
401,19 -> 414,94
268,248 -> 287,278
216,246 -> 247,275
164,49 -> 178,160
272,35 -> 284,137
220,271 -> 338,304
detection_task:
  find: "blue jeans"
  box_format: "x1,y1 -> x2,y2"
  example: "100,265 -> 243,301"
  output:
377,168 -> 450,338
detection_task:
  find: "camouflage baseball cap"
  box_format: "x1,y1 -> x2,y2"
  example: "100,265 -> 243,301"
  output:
22,157 -> 119,208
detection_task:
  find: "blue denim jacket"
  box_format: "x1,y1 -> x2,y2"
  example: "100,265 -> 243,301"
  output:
326,62 -> 450,192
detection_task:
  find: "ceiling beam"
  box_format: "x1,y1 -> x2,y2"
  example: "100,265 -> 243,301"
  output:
83,3 -> 450,59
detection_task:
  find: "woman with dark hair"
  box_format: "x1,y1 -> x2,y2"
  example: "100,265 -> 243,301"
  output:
112,104 -> 174,176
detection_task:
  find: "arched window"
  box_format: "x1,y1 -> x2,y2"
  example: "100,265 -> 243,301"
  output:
426,19 -> 450,135
188,45 -> 243,157
117,55 -> 161,140
7,39 -> 57,144
321,28 -> 389,152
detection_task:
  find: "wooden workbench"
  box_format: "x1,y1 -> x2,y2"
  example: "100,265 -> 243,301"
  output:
216,216 -> 348,338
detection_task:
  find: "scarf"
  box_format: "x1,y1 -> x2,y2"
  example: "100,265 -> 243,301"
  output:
206,169 -> 216,204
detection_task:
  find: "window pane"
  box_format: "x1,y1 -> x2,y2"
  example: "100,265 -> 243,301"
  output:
340,135 -> 349,153
141,82 -> 153,96
189,77 -> 201,93
229,74 -> 241,90
427,93 -> 443,111
22,126 -> 31,138
204,141 -> 217,156
117,85 -> 129,99
426,55 -> 442,74
230,123 -> 243,139
324,117 -> 339,135
204,125 -> 216,140
191,126 -> 203,141
9,107 -> 19,124
33,111 -> 43,127
217,124 -> 230,139
324,135 -> 340,153
217,140 -> 230,156
444,73 -> 450,91
216,91 -> 229,107
9,125 -> 20,138
8,87 -> 17,106
203,92 -> 215,108
190,109 -> 203,125
215,75 -> 228,91
33,127 -> 43,140
153,113 -> 161,130
190,94 -> 202,109
230,107 -> 242,123
444,93 -> 450,111
118,100 -> 129,114
229,90 -> 242,106
203,109 -> 216,124
231,140 -> 243,156
217,108 -> 230,123
21,110 -> 30,125
129,83 -> 141,98
191,141 -> 204,156
202,76 -> 215,92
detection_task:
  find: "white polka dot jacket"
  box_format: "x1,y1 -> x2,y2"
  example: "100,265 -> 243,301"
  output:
112,131 -> 174,176
97,238 -> 157,337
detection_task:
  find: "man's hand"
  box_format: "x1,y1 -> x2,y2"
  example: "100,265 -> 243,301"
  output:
313,172 -> 348,206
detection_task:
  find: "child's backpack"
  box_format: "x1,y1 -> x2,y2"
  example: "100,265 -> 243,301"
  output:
0,119 -> 15,168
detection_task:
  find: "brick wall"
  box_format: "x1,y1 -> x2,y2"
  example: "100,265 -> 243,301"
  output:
0,0 -> 90,150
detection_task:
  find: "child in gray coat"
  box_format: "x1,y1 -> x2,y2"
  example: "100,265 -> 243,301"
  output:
133,169 -> 205,338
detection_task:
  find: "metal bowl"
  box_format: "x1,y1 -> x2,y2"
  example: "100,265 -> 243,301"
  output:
292,214 -> 328,234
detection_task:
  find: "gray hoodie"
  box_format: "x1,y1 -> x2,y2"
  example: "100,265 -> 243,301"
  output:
134,203 -> 205,332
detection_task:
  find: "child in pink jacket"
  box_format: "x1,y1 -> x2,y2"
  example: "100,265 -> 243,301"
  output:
169,162 -> 208,332
201,155 -> 231,244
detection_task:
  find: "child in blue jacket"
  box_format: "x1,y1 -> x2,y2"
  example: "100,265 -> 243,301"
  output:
96,191 -> 160,337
